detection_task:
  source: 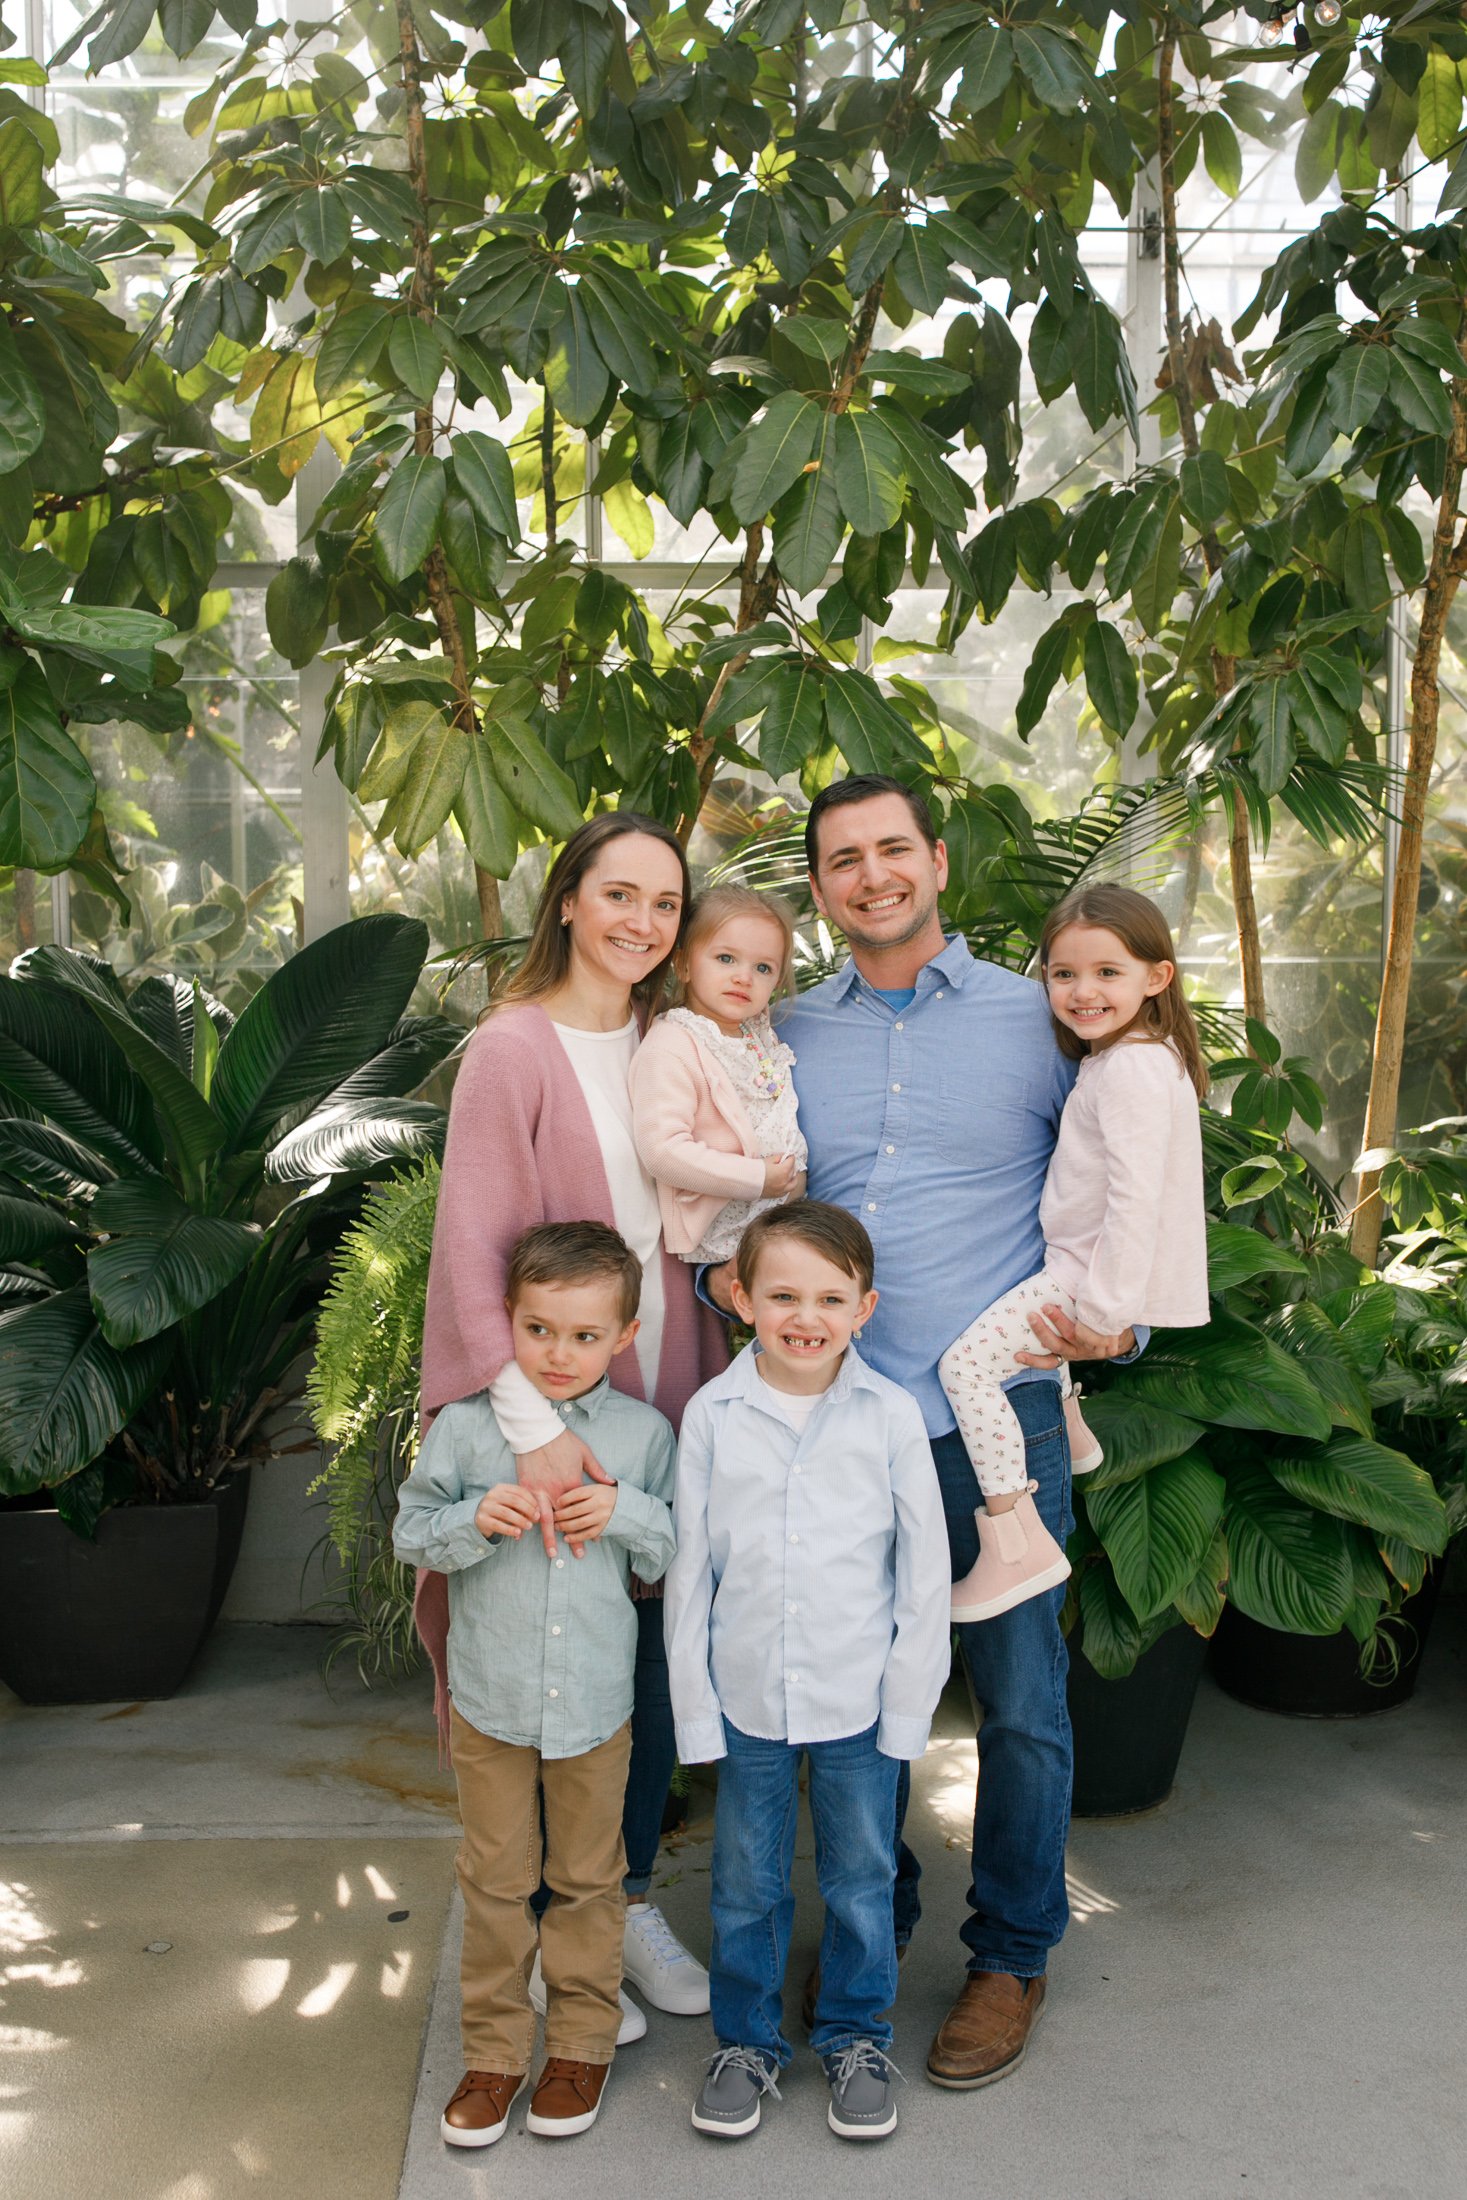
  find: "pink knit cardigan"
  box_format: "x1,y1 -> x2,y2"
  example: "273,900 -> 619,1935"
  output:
416,1002 -> 729,1730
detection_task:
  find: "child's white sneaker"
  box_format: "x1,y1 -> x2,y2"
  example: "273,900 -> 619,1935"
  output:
528,1950 -> 646,2043
951,1485 -> 1071,1621
623,1901 -> 710,2014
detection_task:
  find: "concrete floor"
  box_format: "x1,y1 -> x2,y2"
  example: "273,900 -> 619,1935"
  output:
4,1610 -> 1465,2200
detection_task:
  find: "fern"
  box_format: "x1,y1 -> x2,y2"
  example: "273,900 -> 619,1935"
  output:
307,1157 -> 440,1680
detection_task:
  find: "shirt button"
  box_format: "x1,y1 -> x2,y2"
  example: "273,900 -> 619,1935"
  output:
866,1201 -> 876,1212
548,1688 -> 558,1698
935,989 -> 944,999
894,1020 -> 904,1031
793,1464 -> 802,1474
788,1602 -> 798,1614
554,1558 -> 565,1569
551,1625 -> 562,1636
885,1144 -> 895,1155
891,1081 -> 901,1092
789,1532 -> 799,1544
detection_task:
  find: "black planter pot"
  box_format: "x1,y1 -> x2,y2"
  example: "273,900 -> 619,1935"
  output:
1068,1619 -> 1208,1817
1210,1565 -> 1445,1719
0,1474 -> 251,1706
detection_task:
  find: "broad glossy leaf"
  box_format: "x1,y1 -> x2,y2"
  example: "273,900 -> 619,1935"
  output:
1386,345 -> 1453,437
451,432 -> 519,540
1012,24 -> 1090,113
1269,1435 -> 1448,1554
318,1016 -> 461,1108
1074,1391 -> 1204,1487
730,392 -> 822,526
1082,619 -> 1137,736
0,648 -> 96,870
1325,344 -> 1389,435
20,948 -> 223,1180
265,556 -> 331,669
357,699 -> 441,805
561,0 -> 615,114
0,1193 -> 80,1263
1248,679 -> 1295,798
454,732 -> 519,875
486,716 -> 585,840
1015,617 -> 1069,740
1179,450 -> 1229,528
546,288 -> 610,426
772,439 -> 844,593
294,185 -> 349,267
0,975 -> 160,1170
441,493 -> 505,600
1205,1219 -> 1307,1291
0,1284 -> 169,1495
954,23 -> 1013,112
1266,1300 -> 1373,1434
1116,1311 -> 1332,1441
823,668 -> 921,775
315,304 -> 391,401
1088,1453 -> 1226,1623
392,712 -> 469,856
0,114 -> 43,228
1173,1525 -> 1229,1637
388,315 -> 447,405
757,660 -> 824,780
0,1119 -> 114,1199
373,453 -> 446,584
264,1098 -> 446,1183
211,914 -> 429,1153
88,1178 -> 260,1347
1075,1559 -> 1144,1678
832,411 -> 905,537
1224,1463 -> 1353,1635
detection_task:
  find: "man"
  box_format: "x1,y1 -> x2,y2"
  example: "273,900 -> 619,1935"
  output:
707,774 -> 1141,2089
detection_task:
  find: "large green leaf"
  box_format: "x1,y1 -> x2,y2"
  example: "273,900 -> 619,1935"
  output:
1087,1452 -> 1226,1623
1015,617 -> 1069,739
546,289 -> 609,427
0,647 -> 96,869
0,601 -> 173,691
1268,1435 -> 1448,1554
1325,343 -> 1389,436
1265,1300 -> 1373,1434
314,1016 -> 460,1108
451,432 -> 519,540
730,392 -> 823,525
486,715 -> 586,839
373,453 -> 446,584
0,323 -> 45,471
211,914 -> 428,1153
0,1120 -> 114,1200
21,949 -> 223,1181
757,659 -> 825,779
0,1193 -> 80,1263
391,710 -> 469,855
772,441 -> 844,593
264,1098 -> 446,1183
832,412 -> 905,538
1206,1219 -> 1307,1292
314,303 -> 391,400
87,1178 -> 261,1348
455,737 -> 520,875
1077,1390 -> 1204,1487
1082,618 -> 1138,736
1116,1311 -> 1332,1441
0,975 -> 160,1170
1224,1463 -> 1353,1635
0,1284 -> 169,1495
823,668 -> 922,776
1075,1559 -> 1144,1678
1173,1525 -> 1229,1636
265,556 -> 331,669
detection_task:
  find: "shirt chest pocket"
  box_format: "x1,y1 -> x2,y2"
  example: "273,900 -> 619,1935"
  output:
937,1066 -> 1041,1166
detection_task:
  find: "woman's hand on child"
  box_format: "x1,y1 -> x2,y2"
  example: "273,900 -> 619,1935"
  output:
552,1482 -> 619,1546
762,1152 -> 797,1197
475,1483 -> 542,1541
517,1428 -> 615,1556
1015,1303 -> 1136,1367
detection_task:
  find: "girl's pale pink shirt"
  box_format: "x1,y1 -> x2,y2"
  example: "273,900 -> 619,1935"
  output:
626,1014 -> 767,1258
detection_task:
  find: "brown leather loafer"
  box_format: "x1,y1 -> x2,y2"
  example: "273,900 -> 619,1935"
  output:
526,2055 -> 610,2137
440,2068 -> 525,2147
926,1971 -> 1046,2089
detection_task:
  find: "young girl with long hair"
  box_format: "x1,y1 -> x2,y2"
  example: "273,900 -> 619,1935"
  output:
937,884 -> 1210,1621
629,884 -> 808,1265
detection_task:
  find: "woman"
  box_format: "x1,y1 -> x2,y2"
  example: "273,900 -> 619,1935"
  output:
419,812 -> 728,2025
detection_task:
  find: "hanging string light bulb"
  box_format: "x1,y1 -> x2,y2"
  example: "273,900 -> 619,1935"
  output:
1259,13 -> 1289,42
1314,0 -> 1343,22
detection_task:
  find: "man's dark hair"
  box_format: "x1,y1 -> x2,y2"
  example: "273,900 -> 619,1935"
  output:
735,1199 -> 875,1298
506,1220 -> 642,1326
804,775 -> 939,875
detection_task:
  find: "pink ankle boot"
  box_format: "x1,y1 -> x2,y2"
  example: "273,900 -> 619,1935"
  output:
951,1486 -> 1072,1621
1064,1384 -> 1104,1475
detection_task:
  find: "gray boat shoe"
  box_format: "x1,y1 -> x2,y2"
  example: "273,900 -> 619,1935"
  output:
824,2039 -> 902,2140
691,2044 -> 783,2138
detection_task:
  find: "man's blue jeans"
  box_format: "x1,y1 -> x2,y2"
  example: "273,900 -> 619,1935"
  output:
711,1719 -> 898,2065
894,1379 -> 1073,1980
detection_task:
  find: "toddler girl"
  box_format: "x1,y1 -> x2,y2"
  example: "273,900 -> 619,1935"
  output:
628,885 -> 807,1265
938,884 -> 1210,1622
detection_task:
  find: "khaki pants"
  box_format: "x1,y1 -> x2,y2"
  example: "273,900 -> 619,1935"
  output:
450,1706 -> 631,2073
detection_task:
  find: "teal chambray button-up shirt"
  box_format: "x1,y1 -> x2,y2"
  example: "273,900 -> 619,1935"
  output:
392,1377 -> 676,1758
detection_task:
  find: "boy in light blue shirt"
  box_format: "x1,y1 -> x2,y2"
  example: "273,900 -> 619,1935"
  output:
665,1201 -> 950,2145
394,1222 -> 674,2152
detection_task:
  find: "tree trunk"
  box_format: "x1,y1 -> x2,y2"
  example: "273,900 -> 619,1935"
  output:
1157,23 -> 1265,1025
396,1 -> 502,946
1351,370 -> 1467,1264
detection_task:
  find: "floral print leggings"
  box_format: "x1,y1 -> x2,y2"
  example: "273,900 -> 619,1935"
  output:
938,1270 -> 1079,1500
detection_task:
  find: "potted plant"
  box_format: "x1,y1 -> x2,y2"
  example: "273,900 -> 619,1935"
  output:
1068,1078 -> 1453,1805
0,914 -> 457,1703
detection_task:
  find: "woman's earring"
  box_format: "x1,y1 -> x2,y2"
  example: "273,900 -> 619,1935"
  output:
561,912 -> 571,927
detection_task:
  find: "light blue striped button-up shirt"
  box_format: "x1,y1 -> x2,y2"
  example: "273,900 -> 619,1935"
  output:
393,1378 -> 675,1758
664,1342 -> 952,1764
781,935 -> 1081,1438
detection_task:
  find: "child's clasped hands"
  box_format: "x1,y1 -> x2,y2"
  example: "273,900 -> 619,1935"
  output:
473,1478 -> 618,1559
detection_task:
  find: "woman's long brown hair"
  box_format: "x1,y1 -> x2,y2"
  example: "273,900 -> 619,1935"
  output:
493,812 -> 692,1016
1039,884 -> 1209,1099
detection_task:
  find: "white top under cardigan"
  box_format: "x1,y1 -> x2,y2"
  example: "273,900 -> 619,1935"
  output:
489,1018 -> 666,1454
1039,1037 -> 1208,1336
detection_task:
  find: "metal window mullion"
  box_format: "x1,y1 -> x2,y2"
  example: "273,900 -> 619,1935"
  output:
295,441 -> 350,941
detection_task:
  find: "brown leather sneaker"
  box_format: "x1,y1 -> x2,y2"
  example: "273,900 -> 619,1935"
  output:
526,2056 -> 611,2137
926,1972 -> 1046,2089
440,2069 -> 525,2148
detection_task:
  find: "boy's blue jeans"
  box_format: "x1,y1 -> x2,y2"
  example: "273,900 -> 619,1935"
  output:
893,1379 -> 1074,1978
710,1718 -> 898,2066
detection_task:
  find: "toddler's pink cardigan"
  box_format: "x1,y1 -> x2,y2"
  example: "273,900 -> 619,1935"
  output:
417,1002 -> 729,1738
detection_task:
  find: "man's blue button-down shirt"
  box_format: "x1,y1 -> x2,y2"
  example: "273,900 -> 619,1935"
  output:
781,934 -> 1084,1439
